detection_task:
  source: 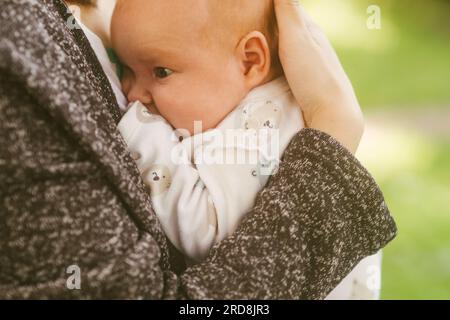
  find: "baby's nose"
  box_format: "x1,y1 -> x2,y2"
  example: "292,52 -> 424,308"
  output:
127,85 -> 153,106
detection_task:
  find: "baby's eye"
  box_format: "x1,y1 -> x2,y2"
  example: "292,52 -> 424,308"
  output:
153,67 -> 173,79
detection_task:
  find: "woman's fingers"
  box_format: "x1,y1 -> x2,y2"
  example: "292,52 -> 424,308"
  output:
274,0 -> 352,96
274,0 -> 320,63
273,0 -> 364,152
274,0 -> 309,31
274,0 -> 325,39
274,0 -> 333,56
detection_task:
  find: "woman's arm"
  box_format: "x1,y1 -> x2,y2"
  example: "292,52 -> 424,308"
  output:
175,129 -> 396,299
274,0 -> 364,154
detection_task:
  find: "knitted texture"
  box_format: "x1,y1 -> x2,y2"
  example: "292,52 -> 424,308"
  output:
0,0 -> 396,299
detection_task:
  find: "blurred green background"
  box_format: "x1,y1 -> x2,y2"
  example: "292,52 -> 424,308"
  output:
303,0 -> 450,299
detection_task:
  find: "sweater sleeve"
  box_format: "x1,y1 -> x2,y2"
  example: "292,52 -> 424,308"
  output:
170,128 -> 397,299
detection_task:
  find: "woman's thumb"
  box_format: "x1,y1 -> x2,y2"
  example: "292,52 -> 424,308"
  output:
273,0 -> 308,30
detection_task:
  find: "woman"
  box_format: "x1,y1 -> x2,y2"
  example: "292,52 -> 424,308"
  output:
70,0 -> 386,299
0,0 -> 396,299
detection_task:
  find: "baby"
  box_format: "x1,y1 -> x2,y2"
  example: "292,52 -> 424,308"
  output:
111,0 -> 381,299
114,0 -> 283,135
112,0 -> 302,259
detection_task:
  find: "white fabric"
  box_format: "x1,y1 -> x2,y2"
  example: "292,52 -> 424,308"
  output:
327,252 -> 382,300
118,77 -> 303,260
76,18 -> 128,111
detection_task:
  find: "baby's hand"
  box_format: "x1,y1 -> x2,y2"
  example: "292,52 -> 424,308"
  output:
274,0 -> 364,154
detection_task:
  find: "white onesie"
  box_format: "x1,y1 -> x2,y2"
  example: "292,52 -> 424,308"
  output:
117,76 -> 382,299
118,77 -> 301,259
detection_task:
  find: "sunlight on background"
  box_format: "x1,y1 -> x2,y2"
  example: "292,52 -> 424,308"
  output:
304,0 -> 398,52
358,125 -> 433,180
358,120 -> 450,299
303,0 -> 450,299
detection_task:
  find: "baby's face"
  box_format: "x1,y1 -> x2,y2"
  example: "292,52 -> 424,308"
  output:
112,0 -> 249,135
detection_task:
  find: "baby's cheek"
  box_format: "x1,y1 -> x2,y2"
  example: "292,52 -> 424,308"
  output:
155,97 -> 194,130
156,82 -> 233,133
120,67 -> 136,95
151,90 -> 173,114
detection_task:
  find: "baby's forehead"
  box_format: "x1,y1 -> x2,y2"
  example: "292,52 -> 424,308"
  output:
113,0 -> 275,55
115,0 -> 211,38
113,0 -> 211,45
114,0 -> 267,32
115,0 -> 210,25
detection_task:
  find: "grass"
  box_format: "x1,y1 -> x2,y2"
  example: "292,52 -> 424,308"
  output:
303,0 -> 450,109
358,124 -> 450,299
301,0 -> 450,299
378,141 -> 450,299
338,30 -> 450,110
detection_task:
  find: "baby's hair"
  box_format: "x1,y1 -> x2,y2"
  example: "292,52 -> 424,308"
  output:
113,0 -> 281,73
205,0 -> 280,72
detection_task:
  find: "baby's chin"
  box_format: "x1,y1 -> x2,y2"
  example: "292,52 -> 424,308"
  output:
172,121 -> 218,138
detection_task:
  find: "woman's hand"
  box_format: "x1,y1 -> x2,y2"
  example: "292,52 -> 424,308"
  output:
274,0 -> 364,154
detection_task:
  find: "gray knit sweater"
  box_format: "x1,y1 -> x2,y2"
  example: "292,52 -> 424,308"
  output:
0,0 -> 397,299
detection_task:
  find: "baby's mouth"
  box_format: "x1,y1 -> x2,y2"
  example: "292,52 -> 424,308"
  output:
146,102 -> 160,115
132,101 -> 159,115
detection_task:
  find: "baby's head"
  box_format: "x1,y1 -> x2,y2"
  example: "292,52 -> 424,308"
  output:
112,0 -> 281,134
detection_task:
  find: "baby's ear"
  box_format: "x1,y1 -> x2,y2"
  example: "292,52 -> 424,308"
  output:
236,31 -> 272,88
